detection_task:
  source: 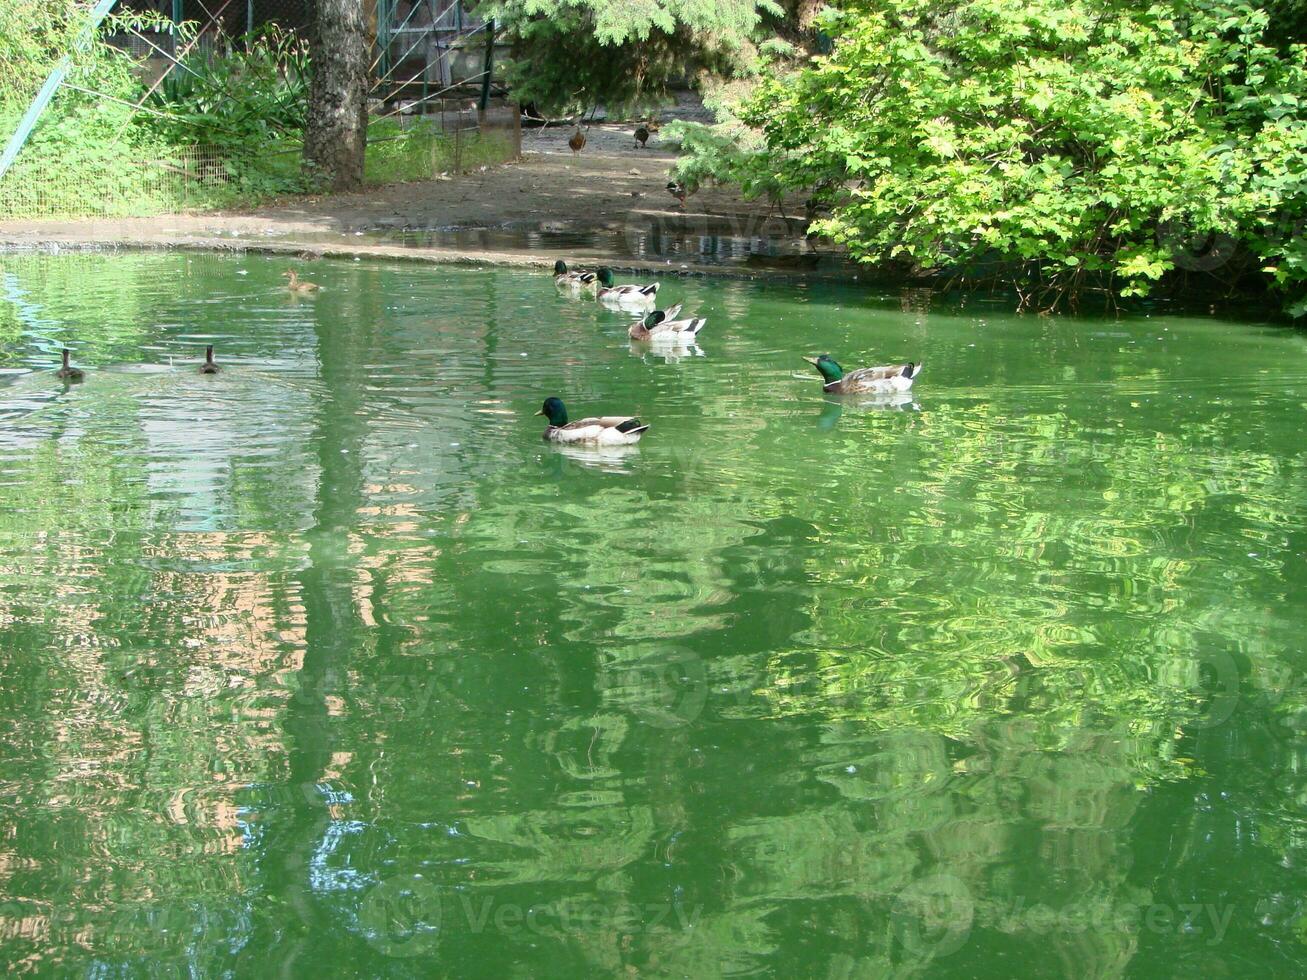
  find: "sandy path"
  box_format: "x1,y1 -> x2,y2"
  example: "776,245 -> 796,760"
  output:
0,120 -> 808,278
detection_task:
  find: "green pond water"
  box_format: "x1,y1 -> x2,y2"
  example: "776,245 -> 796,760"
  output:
1,252 -> 1306,977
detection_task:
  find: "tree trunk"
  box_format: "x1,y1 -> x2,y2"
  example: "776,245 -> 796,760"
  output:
305,0 -> 368,191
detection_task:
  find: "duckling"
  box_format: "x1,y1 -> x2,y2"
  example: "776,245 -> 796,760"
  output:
536,396 -> 649,445
634,125 -> 651,149
55,348 -> 83,382
199,345 -> 219,374
554,260 -> 597,291
283,269 -> 320,294
805,354 -> 922,394
568,127 -> 586,155
595,267 -> 659,309
628,305 -> 708,342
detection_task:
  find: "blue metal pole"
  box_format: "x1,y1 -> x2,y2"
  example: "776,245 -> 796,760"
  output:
0,0 -> 123,182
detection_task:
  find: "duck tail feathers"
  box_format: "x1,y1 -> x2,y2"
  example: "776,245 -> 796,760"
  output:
640,283 -> 659,297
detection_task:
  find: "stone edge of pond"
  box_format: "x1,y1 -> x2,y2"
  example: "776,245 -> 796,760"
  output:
0,234 -> 868,285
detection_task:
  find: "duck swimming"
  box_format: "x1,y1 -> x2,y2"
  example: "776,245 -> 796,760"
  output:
805,354 -> 921,394
596,267 -> 659,309
536,397 -> 649,445
554,260 -> 597,291
283,269 -> 320,294
628,305 -> 707,342
199,345 -> 219,374
55,349 -> 84,382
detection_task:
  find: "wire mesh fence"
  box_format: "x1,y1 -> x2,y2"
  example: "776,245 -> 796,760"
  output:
0,145 -> 229,220
0,1 -> 517,221
365,99 -> 521,184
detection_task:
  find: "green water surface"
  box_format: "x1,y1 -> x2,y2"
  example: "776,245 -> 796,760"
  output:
1,253 -> 1306,977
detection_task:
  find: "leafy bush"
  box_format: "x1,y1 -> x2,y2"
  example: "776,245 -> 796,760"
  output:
478,0 -> 782,117
145,27 -> 309,151
687,0 -> 1307,313
0,4 -> 190,217
142,25 -> 313,196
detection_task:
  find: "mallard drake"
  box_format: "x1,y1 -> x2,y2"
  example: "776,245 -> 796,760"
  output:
628,305 -> 707,342
667,180 -> 692,209
199,345 -> 219,374
554,260 -> 597,291
536,397 -> 649,445
55,348 -> 83,381
568,127 -> 586,155
805,354 -> 921,394
283,269 -> 320,294
596,267 -> 659,309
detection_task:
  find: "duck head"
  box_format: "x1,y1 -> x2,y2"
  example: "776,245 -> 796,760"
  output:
643,310 -> 666,329
553,260 -> 568,276
804,354 -> 845,383
535,397 -> 568,426
596,267 -> 615,288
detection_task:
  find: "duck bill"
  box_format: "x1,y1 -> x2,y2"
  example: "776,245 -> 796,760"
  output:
802,356 -> 820,366
534,410 -> 544,416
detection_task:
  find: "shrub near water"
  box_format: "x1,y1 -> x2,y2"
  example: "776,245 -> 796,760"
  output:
141,25 -> 313,199
719,0 -> 1307,313
0,3 -> 182,218
0,9 -> 313,218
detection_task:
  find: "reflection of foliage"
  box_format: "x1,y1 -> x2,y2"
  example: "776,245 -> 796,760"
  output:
1,257 -> 1305,973
463,806 -> 656,882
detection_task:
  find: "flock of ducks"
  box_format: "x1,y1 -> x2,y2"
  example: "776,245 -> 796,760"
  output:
542,261 -> 921,445
47,261 -> 920,447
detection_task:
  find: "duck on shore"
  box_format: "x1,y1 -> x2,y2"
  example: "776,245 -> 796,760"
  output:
667,179 -> 693,210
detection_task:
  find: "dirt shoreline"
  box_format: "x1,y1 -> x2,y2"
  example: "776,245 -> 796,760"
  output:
0,124 -> 820,280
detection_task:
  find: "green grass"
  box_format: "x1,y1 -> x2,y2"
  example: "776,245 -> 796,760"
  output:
0,118 -> 518,221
